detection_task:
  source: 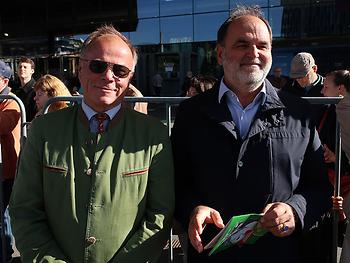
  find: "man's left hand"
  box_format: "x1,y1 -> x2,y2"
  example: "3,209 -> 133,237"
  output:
260,202 -> 296,237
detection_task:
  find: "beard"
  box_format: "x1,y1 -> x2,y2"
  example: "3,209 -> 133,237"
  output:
222,56 -> 272,91
236,59 -> 272,87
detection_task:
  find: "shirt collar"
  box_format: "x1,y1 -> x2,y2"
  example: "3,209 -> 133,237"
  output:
82,100 -> 121,121
218,78 -> 267,106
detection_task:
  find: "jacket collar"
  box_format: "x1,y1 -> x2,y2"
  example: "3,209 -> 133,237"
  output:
78,104 -> 125,131
198,79 -> 286,139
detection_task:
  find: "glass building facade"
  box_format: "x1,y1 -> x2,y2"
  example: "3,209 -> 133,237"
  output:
2,0 -> 350,96
122,0 -> 350,96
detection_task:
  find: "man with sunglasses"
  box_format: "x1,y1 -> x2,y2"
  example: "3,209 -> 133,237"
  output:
10,25 -> 174,263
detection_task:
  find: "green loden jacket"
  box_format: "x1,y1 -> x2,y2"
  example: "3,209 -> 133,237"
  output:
9,105 -> 175,263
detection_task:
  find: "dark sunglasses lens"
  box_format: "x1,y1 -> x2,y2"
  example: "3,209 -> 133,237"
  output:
89,60 -> 108,74
112,64 -> 130,78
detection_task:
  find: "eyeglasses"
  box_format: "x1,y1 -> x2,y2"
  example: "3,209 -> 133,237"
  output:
80,58 -> 132,78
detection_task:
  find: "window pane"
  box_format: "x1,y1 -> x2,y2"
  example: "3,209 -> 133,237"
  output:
194,12 -> 229,42
160,15 -> 193,44
160,0 -> 192,16
194,0 -> 229,13
269,0 -> 281,6
230,0 -> 268,8
130,18 -> 160,45
269,7 -> 284,38
137,0 -> 159,18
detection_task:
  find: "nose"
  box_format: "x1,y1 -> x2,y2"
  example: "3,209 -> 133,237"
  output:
246,45 -> 259,58
102,67 -> 115,81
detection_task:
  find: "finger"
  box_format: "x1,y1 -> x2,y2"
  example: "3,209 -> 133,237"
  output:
188,228 -> 203,253
188,218 -> 204,253
191,214 -> 206,235
263,212 -> 291,229
270,221 -> 295,237
262,203 -> 285,221
261,203 -> 274,214
210,210 -> 225,228
261,203 -> 294,228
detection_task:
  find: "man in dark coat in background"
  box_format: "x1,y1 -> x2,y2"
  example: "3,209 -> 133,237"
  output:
284,52 -> 325,127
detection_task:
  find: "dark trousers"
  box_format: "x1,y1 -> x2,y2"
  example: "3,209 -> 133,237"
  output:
1,179 -> 14,261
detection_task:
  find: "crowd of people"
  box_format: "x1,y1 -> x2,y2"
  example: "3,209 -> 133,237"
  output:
0,4 -> 350,263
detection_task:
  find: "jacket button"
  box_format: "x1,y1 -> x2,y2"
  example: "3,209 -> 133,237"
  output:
86,168 -> 92,176
238,161 -> 243,167
86,236 -> 96,245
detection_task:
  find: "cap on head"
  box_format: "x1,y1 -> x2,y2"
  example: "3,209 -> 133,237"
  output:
289,52 -> 315,79
0,60 -> 12,79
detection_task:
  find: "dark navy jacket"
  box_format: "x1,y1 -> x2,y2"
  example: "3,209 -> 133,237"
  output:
171,80 -> 332,263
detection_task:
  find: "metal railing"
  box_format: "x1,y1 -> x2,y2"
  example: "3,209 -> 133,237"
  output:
0,94 -> 27,146
0,142 -> 5,263
0,94 -> 27,263
42,96 -> 187,136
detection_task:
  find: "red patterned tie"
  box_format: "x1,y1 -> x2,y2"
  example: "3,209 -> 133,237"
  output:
95,113 -> 109,133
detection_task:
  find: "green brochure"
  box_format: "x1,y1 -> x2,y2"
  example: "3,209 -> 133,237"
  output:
204,213 -> 267,256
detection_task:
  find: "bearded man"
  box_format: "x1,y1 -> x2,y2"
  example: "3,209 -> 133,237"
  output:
171,5 -> 332,263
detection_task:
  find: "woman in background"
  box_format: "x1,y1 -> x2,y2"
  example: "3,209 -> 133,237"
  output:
323,69 -> 350,263
185,75 -> 217,97
33,74 -> 71,117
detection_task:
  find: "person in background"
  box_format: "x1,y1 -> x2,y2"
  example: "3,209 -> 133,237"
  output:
186,75 -> 217,97
14,57 -> 36,122
284,52 -> 325,126
33,74 -> 72,117
324,69 -> 350,263
152,72 -> 163,96
267,66 -> 289,89
10,25 -> 174,263
0,60 -> 20,262
182,70 -> 193,96
123,83 -> 148,114
171,6 -> 332,263
313,69 -> 350,262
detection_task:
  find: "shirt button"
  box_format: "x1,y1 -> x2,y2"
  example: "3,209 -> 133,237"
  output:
86,236 -> 97,245
86,168 -> 92,176
238,161 -> 243,167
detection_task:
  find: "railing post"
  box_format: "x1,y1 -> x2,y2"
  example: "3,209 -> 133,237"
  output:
332,121 -> 342,263
0,143 -> 7,263
0,94 -> 27,147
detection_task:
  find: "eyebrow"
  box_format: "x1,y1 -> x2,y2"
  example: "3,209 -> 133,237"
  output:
234,38 -> 271,46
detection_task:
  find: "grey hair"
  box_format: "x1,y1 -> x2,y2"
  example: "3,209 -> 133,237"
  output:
217,5 -> 272,46
80,25 -> 138,70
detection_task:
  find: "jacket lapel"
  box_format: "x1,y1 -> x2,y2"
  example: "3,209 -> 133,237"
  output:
248,80 -> 286,138
198,84 -> 238,139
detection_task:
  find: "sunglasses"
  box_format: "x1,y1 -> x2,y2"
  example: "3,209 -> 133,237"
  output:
80,58 -> 132,78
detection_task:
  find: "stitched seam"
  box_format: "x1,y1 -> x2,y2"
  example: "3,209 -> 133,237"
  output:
122,168 -> 149,177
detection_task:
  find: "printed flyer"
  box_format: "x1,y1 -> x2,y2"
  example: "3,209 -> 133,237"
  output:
204,213 -> 267,256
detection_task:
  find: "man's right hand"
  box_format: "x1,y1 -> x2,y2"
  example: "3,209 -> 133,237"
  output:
188,205 -> 225,253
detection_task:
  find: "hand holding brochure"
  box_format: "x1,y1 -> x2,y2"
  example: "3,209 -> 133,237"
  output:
204,213 -> 267,256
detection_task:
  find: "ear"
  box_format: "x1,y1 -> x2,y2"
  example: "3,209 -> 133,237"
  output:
312,65 -> 318,73
339,84 -> 346,96
217,44 -> 224,66
3,78 -> 9,86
